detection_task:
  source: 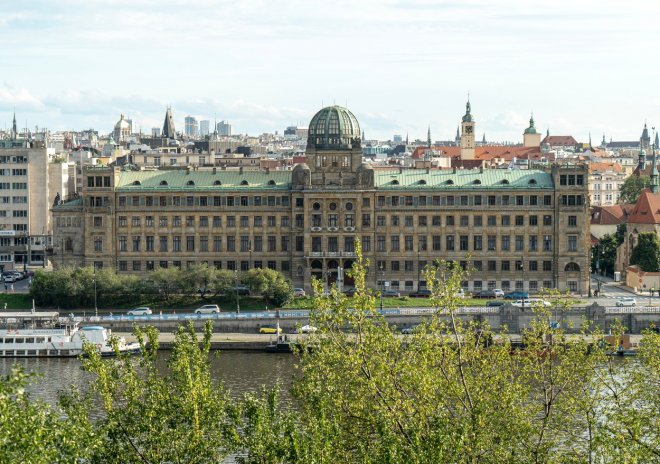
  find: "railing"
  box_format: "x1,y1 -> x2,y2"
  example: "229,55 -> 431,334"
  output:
605,306 -> 660,314
63,306 -> 501,324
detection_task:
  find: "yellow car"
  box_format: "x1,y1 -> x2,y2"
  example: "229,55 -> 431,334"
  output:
259,325 -> 282,334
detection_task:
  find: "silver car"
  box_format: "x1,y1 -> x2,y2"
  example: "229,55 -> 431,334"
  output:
126,307 -> 152,316
195,304 -> 221,314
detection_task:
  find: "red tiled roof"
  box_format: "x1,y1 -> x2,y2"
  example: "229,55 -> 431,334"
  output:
590,205 -> 634,225
589,162 -> 623,173
626,189 -> 660,224
541,135 -> 578,146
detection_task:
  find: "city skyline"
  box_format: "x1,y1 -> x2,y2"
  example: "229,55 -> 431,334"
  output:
1,0 -> 659,142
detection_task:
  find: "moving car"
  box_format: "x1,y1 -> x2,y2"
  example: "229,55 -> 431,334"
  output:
511,299 -> 551,308
382,289 -> 401,298
194,304 -> 221,314
401,325 -> 419,334
486,300 -> 506,307
2,274 -> 16,283
493,289 -> 504,298
343,287 -> 357,297
504,291 -> 529,300
126,307 -> 152,316
259,325 -> 282,334
293,288 -> 306,297
615,297 -> 636,307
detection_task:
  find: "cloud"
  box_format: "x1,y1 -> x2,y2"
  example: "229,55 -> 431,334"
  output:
0,83 -> 44,111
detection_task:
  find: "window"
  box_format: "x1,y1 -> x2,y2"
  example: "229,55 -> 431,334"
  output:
516,196 -> 524,206
119,236 -> 127,252
391,215 -> 399,227
267,216 -> 276,227
473,261 -> 482,272
405,216 -> 413,227
446,235 -> 455,251
515,215 -> 524,226
487,216 -> 496,226
296,198 -> 304,207
93,216 -> 103,227
268,236 -> 276,252
362,236 -> 371,252
502,261 -> 510,271
328,237 -> 338,252
241,236 -> 250,252
529,236 -> 538,251
146,236 -> 154,252
446,215 -> 455,226
119,261 -> 128,271
173,216 -> 181,227
146,216 -> 154,227
187,216 -> 195,227
543,215 -> 552,226
543,261 -> 552,271
432,215 -> 441,226
133,261 -> 141,271
377,215 -> 386,227
568,235 -> 577,252
432,235 -> 441,251
515,235 -> 524,251
344,237 -> 355,253
529,260 -> 538,271
132,216 -> 141,227
405,236 -> 413,251
227,236 -> 236,252
159,236 -> 168,252
391,236 -> 400,252
132,236 -> 141,252
173,236 -> 181,252
529,215 -> 538,226
240,216 -> 249,228
460,235 -> 468,251
568,215 -> 577,227
213,236 -> 222,252
404,261 -> 413,272
186,236 -> 195,252
473,236 -> 482,251
544,195 -> 552,206
362,214 -> 371,227
296,236 -> 304,252
487,235 -> 496,251
93,236 -> 103,252
419,236 -> 427,251
227,216 -> 236,227
255,236 -> 263,252
295,214 -> 304,228
281,236 -> 289,252
488,260 -> 496,271
377,236 -> 386,252
473,216 -> 482,227
460,216 -> 469,227
502,215 -> 510,226
391,260 -> 400,271
474,195 -> 482,206
213,216 -> 221,227
543,236 -> 552,251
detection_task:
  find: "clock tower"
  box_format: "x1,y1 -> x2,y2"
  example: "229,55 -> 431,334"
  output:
460,99 -> 476,159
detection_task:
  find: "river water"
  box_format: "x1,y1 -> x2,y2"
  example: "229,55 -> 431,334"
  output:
0,351 -> 297,406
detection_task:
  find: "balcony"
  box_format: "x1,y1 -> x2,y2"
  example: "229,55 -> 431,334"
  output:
343,226 -> 355,232
311,227 -> 322,232
327,227 -> 338,232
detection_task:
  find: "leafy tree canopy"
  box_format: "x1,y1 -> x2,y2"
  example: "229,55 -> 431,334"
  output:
619,175 -> 650,204
630,232 -> 660,272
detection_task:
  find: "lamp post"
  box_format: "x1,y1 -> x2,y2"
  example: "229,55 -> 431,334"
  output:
93,265 -> 98,317
519,258 -> 525,310
234,270 -> 240,314
248,240 -> 252,270
23,233 -> 28,273
379,264 -> 384,312
417,249 -> 421,291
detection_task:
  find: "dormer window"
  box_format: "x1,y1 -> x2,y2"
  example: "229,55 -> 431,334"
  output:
213,180 -> 222,185
241,180 -> 249,185
186,180 -> 195,186
472,179 -> 481,185
267,180 -> 276,186
159,180 -> 168,186
528,179 -> 537,185
132,180 -> 141,185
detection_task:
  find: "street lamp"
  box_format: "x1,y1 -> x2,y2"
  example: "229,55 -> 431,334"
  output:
379,264 -> 384,312
248,240 -> 252,270
234,270 -> 240,314
93,265 -> 98,317
519,258 -> 525,310
417,249 -> 421,291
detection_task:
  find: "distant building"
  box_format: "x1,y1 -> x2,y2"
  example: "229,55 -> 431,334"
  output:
113,114 -> 131,144
217,120 -> 232,136
162,107 -> 176,139
184,116 -> 198,138
199,120 -> 210,137
151,128 -> 161,138
393,135 -> 403,143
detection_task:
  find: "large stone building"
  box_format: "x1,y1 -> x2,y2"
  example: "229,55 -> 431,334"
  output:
52,106 -> 590,294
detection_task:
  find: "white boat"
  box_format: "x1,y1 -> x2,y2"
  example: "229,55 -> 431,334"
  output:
0,311 -> 141,357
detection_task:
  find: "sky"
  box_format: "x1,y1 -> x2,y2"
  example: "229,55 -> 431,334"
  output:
0,0 -> 659,143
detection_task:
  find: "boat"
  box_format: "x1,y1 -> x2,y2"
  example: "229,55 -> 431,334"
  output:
0,310 -> 141,357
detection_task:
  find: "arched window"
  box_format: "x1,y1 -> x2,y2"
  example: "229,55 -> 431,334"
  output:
528,179 -> 537,185
213,180 -> 222,185
445,180 -> 454,185
418,179 -> 427,185
391,180 -> 399,185
132,180 -> 141,185
472,179 -> 481,185
268,180 -> 276,185
564,262 -> 580,272
186,180 -> 195,186
500,179 -> 510,185
241,180 -> 249,186
159,180 -> 168,186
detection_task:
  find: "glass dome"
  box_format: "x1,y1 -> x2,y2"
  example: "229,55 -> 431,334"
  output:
307,106 -> 361,150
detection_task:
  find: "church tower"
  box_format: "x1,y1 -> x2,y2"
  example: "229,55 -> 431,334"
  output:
162,106 -> 176,139
523,114 -> 541,147
460,99 -> 475,159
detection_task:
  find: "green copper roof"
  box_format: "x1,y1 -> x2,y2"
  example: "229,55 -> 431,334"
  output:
374,169 -> 554,189
53,198 -> 83,209
116,170 -> 292,191
307,105 -> 361,150
524,115 -> 538,135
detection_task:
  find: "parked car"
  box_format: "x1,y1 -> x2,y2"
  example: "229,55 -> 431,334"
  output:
126,307 -> 152,316
382,289 -> 401,298
194,304 -> 221,314
9,271 -> 23,280
493,289 -> 504,298
294,324 -> 317,334
455,289 -> 466,298
473,290 -> 497,299
486,300 -> 506,307
511,299 -> 551,308
2,275 -> 16,283
616,297 -> 637,307
234,286 -> 250,296
343,287 -> 356,297
293,288 -> 306,297
409,289 -> 432,298
401,325 -> 419,334
504,291 -> 529,300
259,325 -> 282,334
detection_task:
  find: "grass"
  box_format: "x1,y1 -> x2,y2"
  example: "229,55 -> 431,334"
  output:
0,293 -> 34,310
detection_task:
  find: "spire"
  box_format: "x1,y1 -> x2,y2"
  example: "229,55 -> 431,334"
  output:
651,145 -> 659,194
524,113 -> 538,134
162,106 -> 176,139
482,133 -> 486,144
427,125 -> 431,147
546,127 -> 550,137
589,132 -> 592,148
601,133 -> 606,147
655,131 -> 659,150
405,132 -> 409,145
462,97 -> 473,123
455,125 -> 460,142
639,138 -> 647,171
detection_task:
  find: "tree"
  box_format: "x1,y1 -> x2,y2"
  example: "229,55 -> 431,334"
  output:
242,268 -> 293,307
619,175 -> 650,204
592,233 -> 618,276
630,232 -> 660,272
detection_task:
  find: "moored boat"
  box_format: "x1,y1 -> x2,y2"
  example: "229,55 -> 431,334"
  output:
0,311 -> 141,357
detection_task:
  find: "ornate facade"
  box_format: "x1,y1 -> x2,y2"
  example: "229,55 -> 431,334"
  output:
53,106 -> 590,294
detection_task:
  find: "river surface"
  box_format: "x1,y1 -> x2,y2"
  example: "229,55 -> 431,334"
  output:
0,351 -> 297,406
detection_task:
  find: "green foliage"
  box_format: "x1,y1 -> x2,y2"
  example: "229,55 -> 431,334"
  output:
242,268 -> 293,307
619,175 -> 650,204
0,365 -> 97,463
615,223 -> 626,246
630,232 -> 660,272
592,233 -> 619,276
